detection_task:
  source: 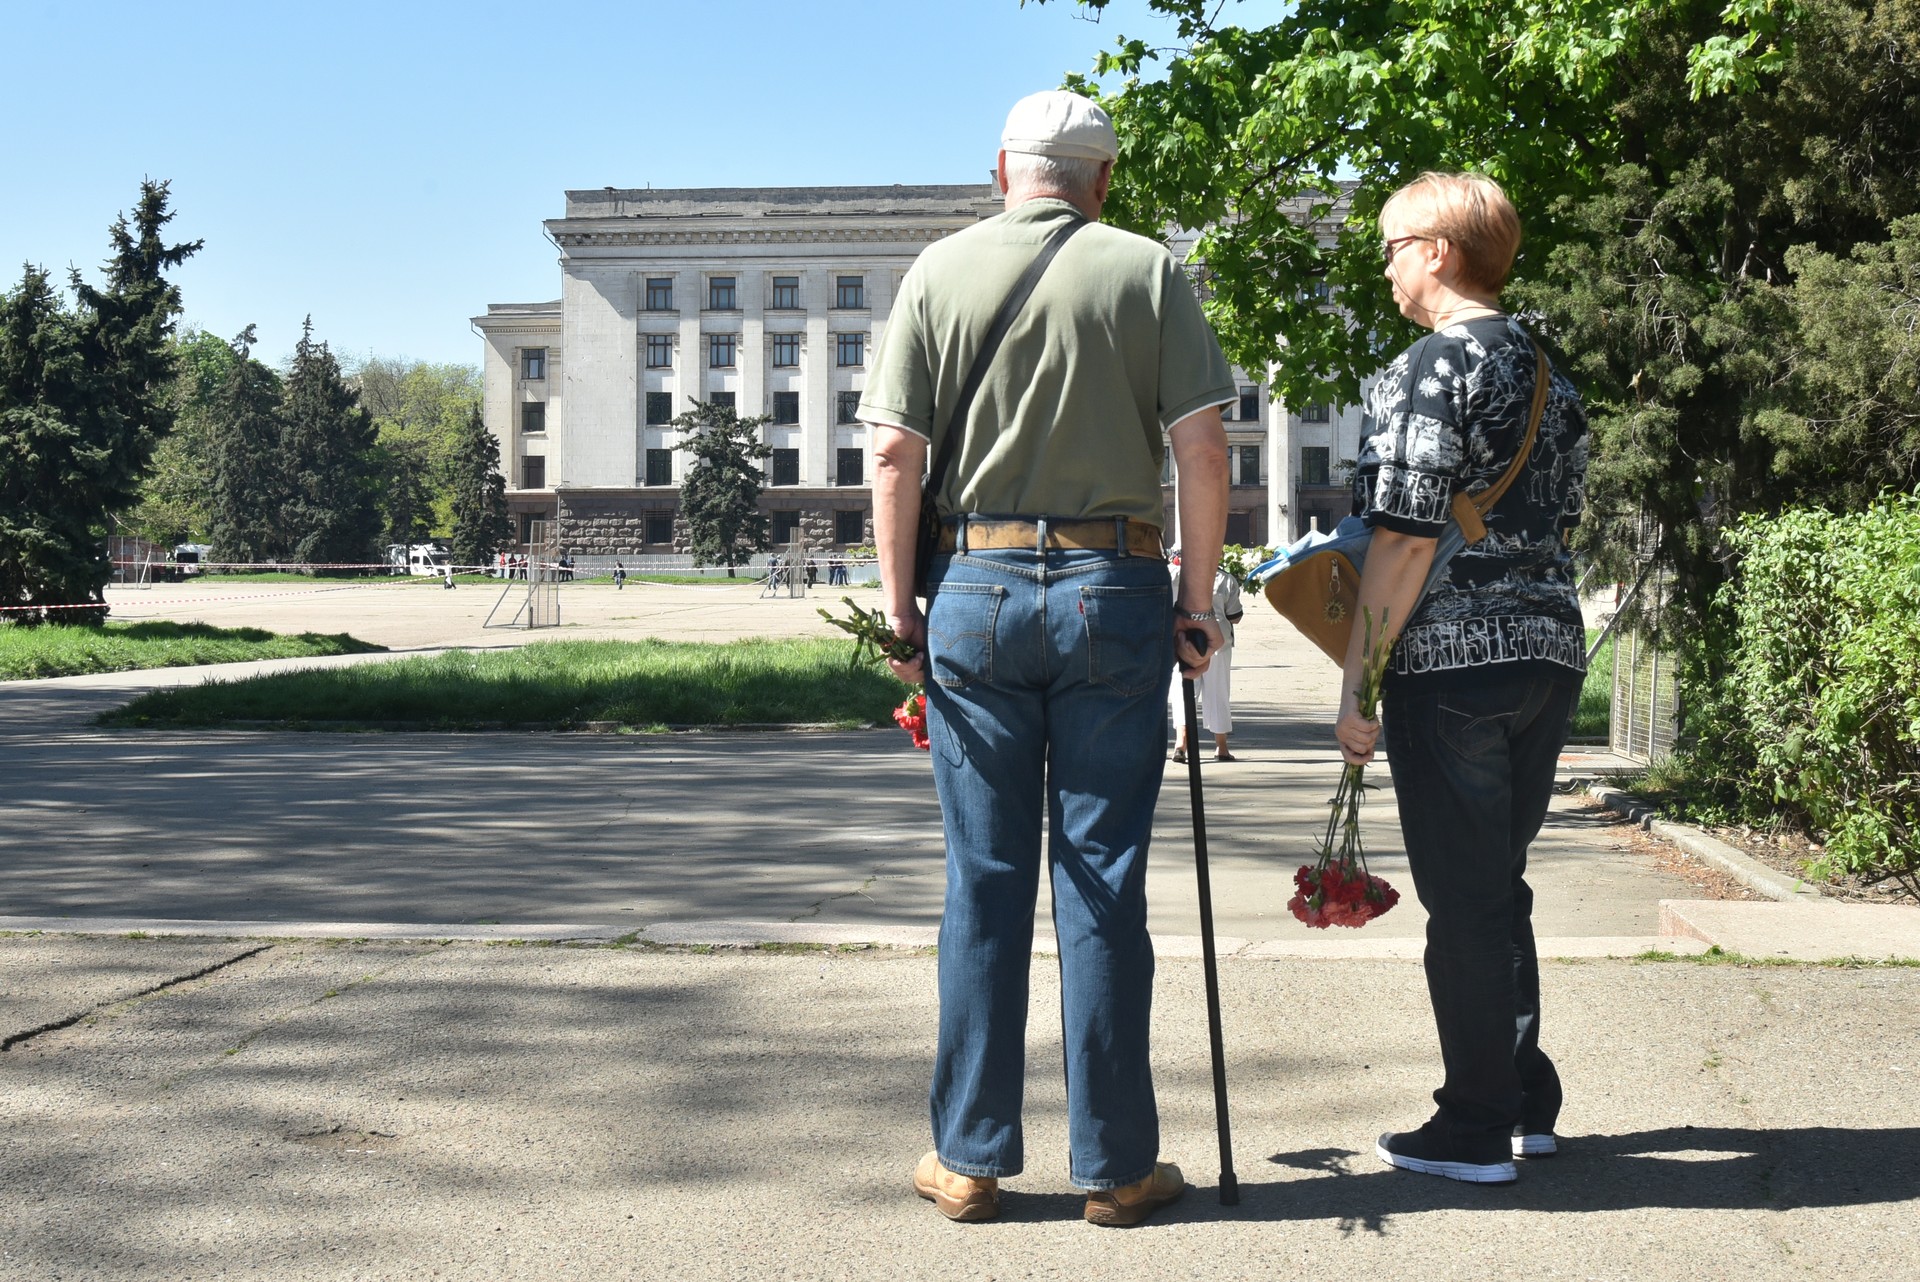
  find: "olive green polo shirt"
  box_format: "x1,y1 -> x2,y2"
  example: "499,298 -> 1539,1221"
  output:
857,198 -> 1234,529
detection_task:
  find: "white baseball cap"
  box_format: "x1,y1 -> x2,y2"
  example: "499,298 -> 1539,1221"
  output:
1001,90 -> 1117,163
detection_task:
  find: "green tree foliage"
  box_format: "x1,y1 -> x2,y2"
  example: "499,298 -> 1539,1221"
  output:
674,399 -> 771,577
279,318 -> 381,568
447,401 -> 512,569
1776,217 -> 1920,501
1510,0 -> 1920,630
127,327 -> 234,546
350,356 -> 482,536
0,181 -> 198,621
374,432 -> 434,553
206,326 -> 288,565
1040,0 -> 1790,405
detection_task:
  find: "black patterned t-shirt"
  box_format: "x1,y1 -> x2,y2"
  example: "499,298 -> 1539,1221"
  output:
1353,315 -> 1589,691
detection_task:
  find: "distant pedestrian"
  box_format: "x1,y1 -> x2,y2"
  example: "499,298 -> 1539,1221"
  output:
442,562 -> 455,590
613,561 -> 627,589
1168,557 -> 1242,762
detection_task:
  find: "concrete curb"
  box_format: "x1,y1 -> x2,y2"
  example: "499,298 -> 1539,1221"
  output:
0,915 -> 1705,962
1585,784 -> 1823,903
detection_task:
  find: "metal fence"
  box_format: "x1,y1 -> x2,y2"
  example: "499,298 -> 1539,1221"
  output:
1609,571 -> 1680,763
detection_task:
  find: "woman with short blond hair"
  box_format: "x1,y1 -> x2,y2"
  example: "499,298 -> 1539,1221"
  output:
1336,171 -> 1590,1185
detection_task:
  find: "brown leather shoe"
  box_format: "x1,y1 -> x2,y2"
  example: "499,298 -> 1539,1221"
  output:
913,1150 -> 1000,1222
1083,1161 -> 1186,1227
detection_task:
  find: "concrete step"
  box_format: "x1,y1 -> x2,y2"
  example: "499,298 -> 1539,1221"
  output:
1660,899 -> 1920,963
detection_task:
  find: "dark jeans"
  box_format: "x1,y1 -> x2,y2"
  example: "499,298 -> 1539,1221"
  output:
1382,673 -> 1577,1159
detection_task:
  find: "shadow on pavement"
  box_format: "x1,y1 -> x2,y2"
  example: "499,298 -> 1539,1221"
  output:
1138,1125 -> 1920,1230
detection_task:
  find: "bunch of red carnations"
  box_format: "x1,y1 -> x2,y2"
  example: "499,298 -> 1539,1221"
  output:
820,597 -> 930,752
892,691 -> 930,750
1290,607 -> 1402,929
1289,860 -> 1400,928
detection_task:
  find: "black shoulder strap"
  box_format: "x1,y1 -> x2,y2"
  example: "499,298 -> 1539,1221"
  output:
924,216 -> 1087,493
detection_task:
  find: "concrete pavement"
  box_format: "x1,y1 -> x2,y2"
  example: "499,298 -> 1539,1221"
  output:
2,936 -> 1915,1280
2,575 -> 1916,1277
4,578 -> 1726,949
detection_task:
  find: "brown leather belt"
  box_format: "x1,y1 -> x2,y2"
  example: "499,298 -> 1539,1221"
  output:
937,517 -> 1165,559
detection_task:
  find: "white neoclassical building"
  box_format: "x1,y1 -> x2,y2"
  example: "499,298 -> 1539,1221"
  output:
475,183 -> 1369,559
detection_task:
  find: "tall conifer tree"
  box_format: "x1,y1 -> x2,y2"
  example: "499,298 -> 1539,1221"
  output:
0,181 -> 196,620
448,402 -> 511,569
279,317 -> 380,568
674,399 -> 771,577
207,325 -> 288,564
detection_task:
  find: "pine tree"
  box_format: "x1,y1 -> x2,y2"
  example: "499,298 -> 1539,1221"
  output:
279,317 -> 380,570
207,326 -> 288,565
0,181 -> 197,621
0,268 -> 99,621
674,399 -> 771,577
448,401 -> 511,570
376,430 -> 434,555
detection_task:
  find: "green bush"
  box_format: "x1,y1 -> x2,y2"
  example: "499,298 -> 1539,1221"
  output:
1716,491 -> 1920,894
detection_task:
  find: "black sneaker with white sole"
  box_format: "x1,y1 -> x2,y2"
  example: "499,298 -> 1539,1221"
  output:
1376,1126 -> 1518,1184
1512,1129 -> 1558,1158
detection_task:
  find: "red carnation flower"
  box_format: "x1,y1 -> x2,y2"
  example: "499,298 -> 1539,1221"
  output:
892,692 -> 930,751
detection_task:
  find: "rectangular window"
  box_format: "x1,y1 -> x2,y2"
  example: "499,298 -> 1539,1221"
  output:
836,447 -> 863,486
1301,403 -> 1330,424
771,276 -> 800,309
1225,511 -> 1253,546
1237,444 -> 1261,486
521,348 -> 546,381
645,392 -> 674,425
1238,386 -> 1259,422
772,391 -> 800,424
709,334 -> 737,368
645,448 -> 674,486
835,390 -> 861,425
710,391 -> 735,413
645,334 -> 673,368
835,275 -> 865,309
771,510 -> 801,544
521,402 -> 546,435
645,278 -> 674,310
1300,445 -> 1331,487
771,449 -> 800,487
771,333 -> 799,367
707,276 -> 736,310
645,512 -> 675,545
522,456 -> 546,490
835,509 -> 866,545
835,332 -> 864,367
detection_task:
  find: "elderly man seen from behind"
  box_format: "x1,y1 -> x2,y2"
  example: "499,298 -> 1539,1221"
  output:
858,89 -> 1234,1228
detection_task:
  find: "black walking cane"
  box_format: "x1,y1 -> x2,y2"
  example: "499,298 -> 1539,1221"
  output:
1180,631 -> 1240,1206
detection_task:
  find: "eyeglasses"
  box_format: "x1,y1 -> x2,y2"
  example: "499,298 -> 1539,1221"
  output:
1382,235 -> 1429,265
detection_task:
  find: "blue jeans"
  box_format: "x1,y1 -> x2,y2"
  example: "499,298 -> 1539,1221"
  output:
922,546 -> 1174,1190
1382,674 -> 1577,1159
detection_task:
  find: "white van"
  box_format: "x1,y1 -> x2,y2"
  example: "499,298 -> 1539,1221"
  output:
385,543 -> 452,576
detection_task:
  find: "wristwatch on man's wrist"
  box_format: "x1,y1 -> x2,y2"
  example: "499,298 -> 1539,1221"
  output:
1176,607 -> 1218,622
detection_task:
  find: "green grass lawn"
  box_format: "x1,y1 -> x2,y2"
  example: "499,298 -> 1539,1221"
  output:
99,637 -> 913,730
0,620 -> 384,681
1571,628 -> 1614,740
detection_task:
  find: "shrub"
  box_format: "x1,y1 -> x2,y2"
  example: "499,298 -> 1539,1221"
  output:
1716,491 -> 1920,895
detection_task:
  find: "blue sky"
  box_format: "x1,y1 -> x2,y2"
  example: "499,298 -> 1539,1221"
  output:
1,0 -> 1264,370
